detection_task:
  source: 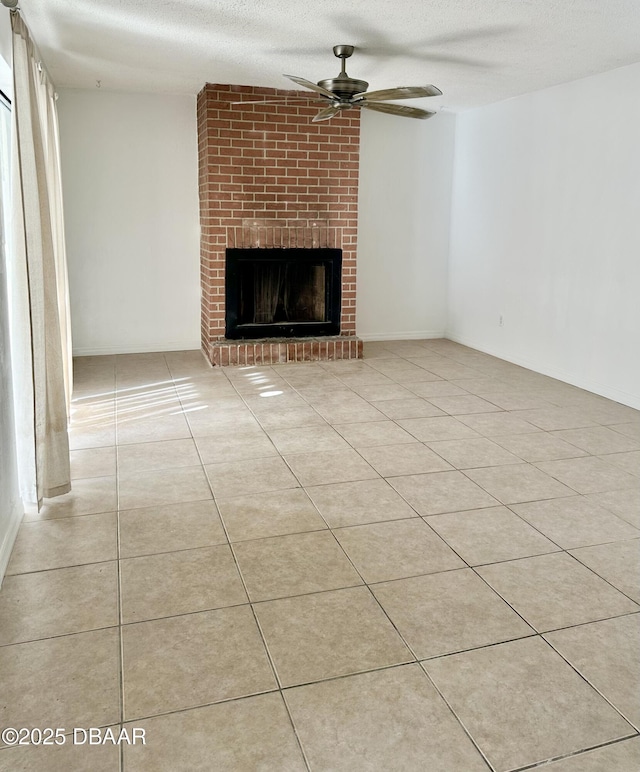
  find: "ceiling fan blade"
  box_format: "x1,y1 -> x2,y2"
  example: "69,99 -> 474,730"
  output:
361,102 -> 436,120
354,85 -> 442,101
312,105 -> 342,123
283,75 -> 336,99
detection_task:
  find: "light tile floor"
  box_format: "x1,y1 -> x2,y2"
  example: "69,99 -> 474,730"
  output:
1,339 -> 639,771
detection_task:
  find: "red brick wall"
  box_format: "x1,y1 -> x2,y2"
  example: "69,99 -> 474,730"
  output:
197,83 -> 361,359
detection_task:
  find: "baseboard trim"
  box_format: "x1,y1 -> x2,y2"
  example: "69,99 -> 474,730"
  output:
76,333 -> 449,353
0,499 -> 23,586
446,332 -> 640,410
358,330 -> 446,342
72,341 -> 202,356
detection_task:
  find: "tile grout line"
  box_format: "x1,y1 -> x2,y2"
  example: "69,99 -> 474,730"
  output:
114,367 -> 126,772
539,634 -> 640,734
222,362 -> 458,769
223,364 -> 540,769
506,734 -> 640,772
5,347 -> 637,767
417,659 -> 497,771
184,373 -> 313,772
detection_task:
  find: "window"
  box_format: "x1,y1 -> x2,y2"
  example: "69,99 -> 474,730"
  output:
0,85 -> 23,582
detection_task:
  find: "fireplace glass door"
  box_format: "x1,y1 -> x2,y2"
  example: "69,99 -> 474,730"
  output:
225,248 -> 341,339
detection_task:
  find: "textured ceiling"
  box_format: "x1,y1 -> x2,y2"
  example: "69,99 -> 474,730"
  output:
18,0 -> 640,110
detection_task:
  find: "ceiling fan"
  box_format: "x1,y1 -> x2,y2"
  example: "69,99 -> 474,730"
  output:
237,45 -> 442,122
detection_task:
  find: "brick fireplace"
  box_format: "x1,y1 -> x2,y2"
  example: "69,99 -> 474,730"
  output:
196,83 -> 363,365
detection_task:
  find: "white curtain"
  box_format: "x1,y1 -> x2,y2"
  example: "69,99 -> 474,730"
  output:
9,10 -> 72,503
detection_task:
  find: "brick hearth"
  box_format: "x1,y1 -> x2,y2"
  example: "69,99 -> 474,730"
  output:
196,83 -> 362,365
209,337 -> 363,366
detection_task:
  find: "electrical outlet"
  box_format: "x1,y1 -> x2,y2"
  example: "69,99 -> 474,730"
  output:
499,315 -> 504,327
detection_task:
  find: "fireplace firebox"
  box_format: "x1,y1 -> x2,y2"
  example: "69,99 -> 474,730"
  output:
225,248 -> 342,339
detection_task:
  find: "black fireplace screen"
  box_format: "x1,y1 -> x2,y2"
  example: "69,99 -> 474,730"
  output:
225,248 -> 342,339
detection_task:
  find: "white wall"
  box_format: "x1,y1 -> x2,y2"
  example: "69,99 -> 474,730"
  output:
447,63 -> 640,409
0,17 -> 22,584
356,110 -> 456,340
57,89 -> 201,355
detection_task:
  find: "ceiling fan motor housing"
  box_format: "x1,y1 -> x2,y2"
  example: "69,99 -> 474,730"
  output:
317,75 -> 369,102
